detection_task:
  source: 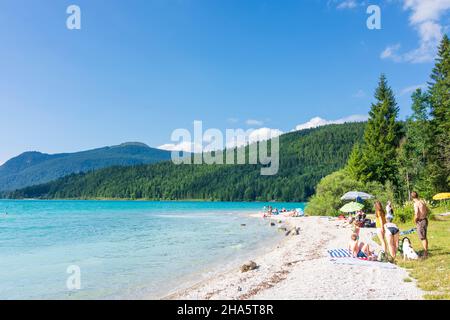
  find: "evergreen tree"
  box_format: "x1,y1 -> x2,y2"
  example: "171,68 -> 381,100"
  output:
360,74 -> 401,185
346,143 -> 365,180
428,35 -> 450,190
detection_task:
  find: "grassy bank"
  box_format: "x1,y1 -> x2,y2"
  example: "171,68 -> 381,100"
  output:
394,210 -> 449,300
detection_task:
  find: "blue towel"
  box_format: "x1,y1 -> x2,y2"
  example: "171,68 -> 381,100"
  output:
328,248 -> 352,258
400,228 -> 416,236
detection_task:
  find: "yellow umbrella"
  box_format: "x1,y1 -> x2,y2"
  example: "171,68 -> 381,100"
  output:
433,193 -> 450,200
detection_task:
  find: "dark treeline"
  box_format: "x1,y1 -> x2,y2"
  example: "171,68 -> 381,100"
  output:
8,122 -> 366,202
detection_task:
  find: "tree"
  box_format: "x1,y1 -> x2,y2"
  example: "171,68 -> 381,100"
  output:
360,74 -> 401,185
428,35 -> 450,190
305,169 -> 364,216
346,143 -> 365,180
397,88 -> 432,200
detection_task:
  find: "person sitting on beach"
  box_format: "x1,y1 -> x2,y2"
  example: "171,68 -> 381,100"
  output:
348,233 -> 372,259
282,209 -> 296,217
355,211 -> 366,225
384,215 -> 400,259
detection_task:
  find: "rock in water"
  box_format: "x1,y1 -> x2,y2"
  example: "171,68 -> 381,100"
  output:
240,261 -> 258,272
285,227 -> 300,236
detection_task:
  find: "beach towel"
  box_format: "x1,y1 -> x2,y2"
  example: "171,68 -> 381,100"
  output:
327,248 -> 371,260
400,228 -> 416,236
327,248 -> 353,258
330,258 -> 397,269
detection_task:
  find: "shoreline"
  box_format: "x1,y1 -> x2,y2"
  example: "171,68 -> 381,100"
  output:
161,214 -> 295,300
164,215 -> 423,300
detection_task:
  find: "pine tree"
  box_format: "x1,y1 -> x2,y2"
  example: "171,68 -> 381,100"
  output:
346,143 -> 365,180
428,35 -> 450,190
360,74 -> 401,185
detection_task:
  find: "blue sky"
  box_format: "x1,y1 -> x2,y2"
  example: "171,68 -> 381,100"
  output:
0,0 -> 449,163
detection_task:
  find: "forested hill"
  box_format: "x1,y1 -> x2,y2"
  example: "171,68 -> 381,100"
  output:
8,122 -> 366,202
0,142 -> 171,191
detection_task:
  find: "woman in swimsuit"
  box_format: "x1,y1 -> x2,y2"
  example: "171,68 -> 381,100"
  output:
374,201 -> 387,254
384,215 -> 400,259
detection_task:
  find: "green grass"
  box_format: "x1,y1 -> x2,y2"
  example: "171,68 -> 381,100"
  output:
395,212 -> 450,300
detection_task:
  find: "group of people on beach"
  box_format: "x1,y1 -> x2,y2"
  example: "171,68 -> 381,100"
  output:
263,206 -> 302,218
348,192 -> 429,261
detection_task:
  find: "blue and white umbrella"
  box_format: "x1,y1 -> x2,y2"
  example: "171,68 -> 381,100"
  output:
340,191 -> 374,201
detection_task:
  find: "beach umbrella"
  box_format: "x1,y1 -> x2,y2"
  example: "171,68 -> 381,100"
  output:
340,191 -> 374,201
432,193 -> 450,201
339,201 -> 364,213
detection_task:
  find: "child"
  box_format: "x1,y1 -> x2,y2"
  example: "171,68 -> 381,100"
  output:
348,233 -> 371,259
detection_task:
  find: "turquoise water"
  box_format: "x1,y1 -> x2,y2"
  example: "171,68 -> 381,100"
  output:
0,200 -> 305,300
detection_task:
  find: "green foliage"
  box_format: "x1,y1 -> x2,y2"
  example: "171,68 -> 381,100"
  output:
305,169 -> 397,216
364,180 -> 396,207
394,202 -> 414,224
359,74 -> 401,185
346,143 -> 365,180
0,143 -> 171,191
305,169 -> 364,216
428,35 -> 450,191
8,123 -> 366,202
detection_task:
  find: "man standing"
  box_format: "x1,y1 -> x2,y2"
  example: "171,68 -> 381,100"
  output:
411,192 -> 429,258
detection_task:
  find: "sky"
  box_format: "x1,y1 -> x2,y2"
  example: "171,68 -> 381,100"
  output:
1,0 -> 449,163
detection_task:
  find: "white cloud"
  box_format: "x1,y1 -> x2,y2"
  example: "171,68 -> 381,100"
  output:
352,89 -> 366,98
399,84 -> 427,96
227,117 -> 239,124
337,0 -> 358,9
294,115 -> 368,131
380,44 -> 403,62
225,127 -> 283,149
159,128 -> 283,152
245,119 -> 264,126
331,0 -> 366,10
248,128 -> 283,143
158,141 -> 199,153
382,0 -> 450,63
404,0 -> 450,24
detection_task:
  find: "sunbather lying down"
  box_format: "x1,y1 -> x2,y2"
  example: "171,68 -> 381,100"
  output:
348,233 -> 377,260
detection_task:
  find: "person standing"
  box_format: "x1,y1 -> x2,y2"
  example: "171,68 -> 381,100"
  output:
411,192 -> 429,258
386,201 -> 394,217
384,215 -> 400,260
374,201 -> 387,254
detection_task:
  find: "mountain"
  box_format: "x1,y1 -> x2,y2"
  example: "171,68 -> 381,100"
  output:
0,142 -> 171,191
7,122 -> 366,201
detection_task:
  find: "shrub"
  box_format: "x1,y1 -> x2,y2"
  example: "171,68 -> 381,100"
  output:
305,169 -> 364,216
395,202 -> 414,223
